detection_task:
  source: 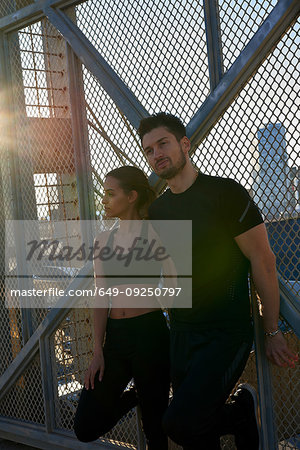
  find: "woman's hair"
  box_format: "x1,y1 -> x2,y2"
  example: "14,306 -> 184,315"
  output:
105,166 -> 156,218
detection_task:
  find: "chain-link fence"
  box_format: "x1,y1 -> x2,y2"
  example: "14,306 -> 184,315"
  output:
192,16 -> 300,300
219,0 -> 278,72
74,0 -> 210,122
0,0 -> 299,449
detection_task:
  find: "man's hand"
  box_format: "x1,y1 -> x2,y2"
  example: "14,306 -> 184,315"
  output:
84,349 -> 105,390
265,331 -> 298,368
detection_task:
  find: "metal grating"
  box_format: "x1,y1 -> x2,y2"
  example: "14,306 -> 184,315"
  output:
272,329 -> 300,450
0,355 -> 45,425
0,300 -> 24,376
73,0 -> 210,123
10,18 -> 78,222
219,0 -> 277,72
0,1 -> 299,449
0,222 -> 21,375
53,308 -> 94,431
0,1 -> 34,19
81,66 -> 150,217
4,17 -> 82,332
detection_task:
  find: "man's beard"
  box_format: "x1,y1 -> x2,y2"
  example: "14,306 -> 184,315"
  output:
157,147 -> 186,180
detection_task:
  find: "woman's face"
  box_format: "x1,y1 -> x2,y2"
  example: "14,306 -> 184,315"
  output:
102,176 -> 132,219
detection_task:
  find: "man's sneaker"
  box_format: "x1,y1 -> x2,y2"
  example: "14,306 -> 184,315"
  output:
232,383 -> 260,450
120,385 -> 138,414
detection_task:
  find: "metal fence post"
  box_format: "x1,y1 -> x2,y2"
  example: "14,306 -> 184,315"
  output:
135,406 -> 146,450
66,41 -> 95,246
251,284 -> 278,450
39,334 -> 57,433
203,0 -> 224,91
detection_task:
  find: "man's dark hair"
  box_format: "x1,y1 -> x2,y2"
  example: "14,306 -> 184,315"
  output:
138,112 -> 186,143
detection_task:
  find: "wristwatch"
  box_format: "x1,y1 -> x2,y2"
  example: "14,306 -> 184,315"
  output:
264,329 -> 280,337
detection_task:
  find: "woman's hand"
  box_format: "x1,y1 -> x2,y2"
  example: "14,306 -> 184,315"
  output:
84,349 -> 105,390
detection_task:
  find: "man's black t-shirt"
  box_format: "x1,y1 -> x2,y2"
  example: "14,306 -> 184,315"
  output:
149,173 -> 264,330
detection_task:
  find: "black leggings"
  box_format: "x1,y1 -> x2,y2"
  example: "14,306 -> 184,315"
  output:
74,310 -> 170,449
163,324 -> 253,449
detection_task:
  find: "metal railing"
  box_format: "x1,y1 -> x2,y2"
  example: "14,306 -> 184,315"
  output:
0,0 -> 299,448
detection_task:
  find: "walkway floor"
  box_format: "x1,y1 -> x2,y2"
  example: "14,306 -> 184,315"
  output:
0,440 -> 40,450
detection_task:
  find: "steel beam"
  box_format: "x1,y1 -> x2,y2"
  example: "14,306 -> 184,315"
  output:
136,406 -> 147,450
203,0 -> 224,91
66,43 -> 95,246
279,277 -> 300,339
187,0 -> 300,149
39,335 -> 56,433
44,6 -> 149,130
0,0 -> 85,33
251,285 -> 278,450
0,417 -> 124,449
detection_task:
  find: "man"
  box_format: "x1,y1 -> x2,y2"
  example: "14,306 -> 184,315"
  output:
138,113 -> 297,450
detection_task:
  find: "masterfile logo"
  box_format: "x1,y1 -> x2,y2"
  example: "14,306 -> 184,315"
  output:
5,220 -> 192,309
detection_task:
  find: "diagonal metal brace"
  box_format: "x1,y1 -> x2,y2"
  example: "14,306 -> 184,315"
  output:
0,262 -> 93,402
0,0 -> 86,33
251,283 -> 278,450
44,5 -> 149,130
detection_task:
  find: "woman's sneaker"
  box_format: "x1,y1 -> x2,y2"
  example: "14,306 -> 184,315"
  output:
232,383 -> 260,450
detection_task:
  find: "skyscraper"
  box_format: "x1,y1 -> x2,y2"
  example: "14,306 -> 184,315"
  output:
252,123 -> 293,220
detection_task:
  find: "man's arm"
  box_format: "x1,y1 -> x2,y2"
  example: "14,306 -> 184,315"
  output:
235,223 -> 298,368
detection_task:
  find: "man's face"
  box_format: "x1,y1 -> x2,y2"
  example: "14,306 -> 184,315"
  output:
142,127 -> 188,179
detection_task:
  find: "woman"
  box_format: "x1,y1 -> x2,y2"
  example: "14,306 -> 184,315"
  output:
74,166 -> 170,450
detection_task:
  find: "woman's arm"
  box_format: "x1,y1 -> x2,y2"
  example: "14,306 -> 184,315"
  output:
84,234 -> 110,389
93,307 -> 108,354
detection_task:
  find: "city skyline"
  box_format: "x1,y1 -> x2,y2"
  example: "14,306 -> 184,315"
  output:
252,123 -> 298,220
